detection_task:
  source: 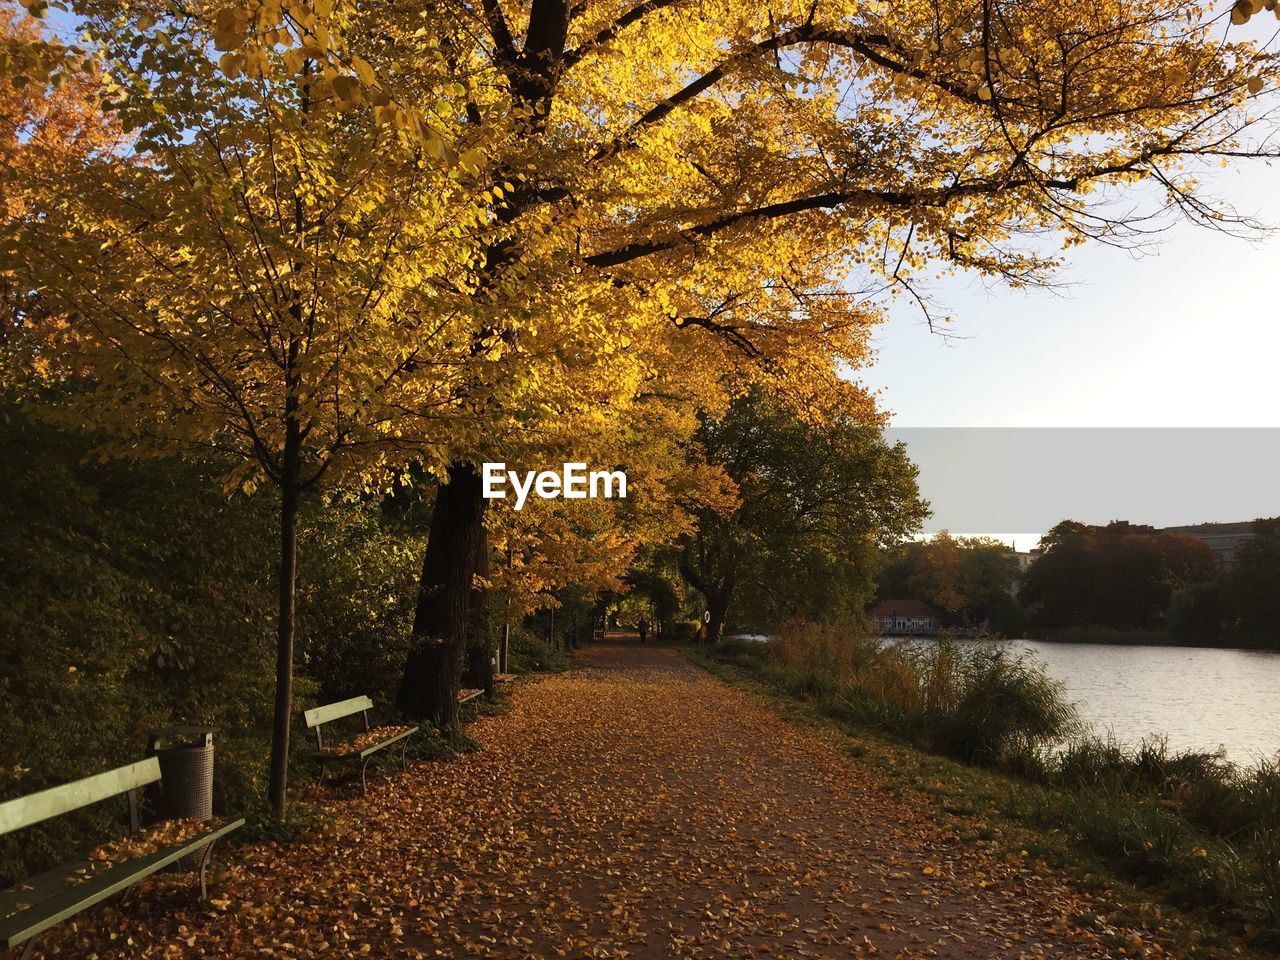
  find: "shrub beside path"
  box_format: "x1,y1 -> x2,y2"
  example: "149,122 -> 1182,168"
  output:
48,644 -> 1162,958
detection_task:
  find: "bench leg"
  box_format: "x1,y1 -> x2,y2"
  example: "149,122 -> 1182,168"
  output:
359,757 -> 372,794
18,934 -> 39,960
197,839 -> 217,902
400,738 -> 410,772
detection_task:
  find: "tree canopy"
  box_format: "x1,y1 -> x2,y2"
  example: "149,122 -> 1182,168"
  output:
1020,520 -> 1217,627
679,388 -> 927,640
878,532 -> 1025,633
5,0 -> 1280,815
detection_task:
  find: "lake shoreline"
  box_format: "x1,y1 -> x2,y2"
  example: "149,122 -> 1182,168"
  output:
731,630 -> 1280,761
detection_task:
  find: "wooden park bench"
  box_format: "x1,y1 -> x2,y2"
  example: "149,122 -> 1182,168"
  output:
305,696 -> 418,793
0,757 -> 243,959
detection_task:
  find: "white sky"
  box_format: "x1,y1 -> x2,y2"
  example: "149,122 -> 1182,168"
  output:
859,162 -> 1280,429
857,161 -> 1280,546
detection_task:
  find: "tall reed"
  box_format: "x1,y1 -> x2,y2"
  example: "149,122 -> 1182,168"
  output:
764,621 -> 1077,765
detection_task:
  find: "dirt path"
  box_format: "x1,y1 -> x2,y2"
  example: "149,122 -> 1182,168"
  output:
50,643 -> 1147,959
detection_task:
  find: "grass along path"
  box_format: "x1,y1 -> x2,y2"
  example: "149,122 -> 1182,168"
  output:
43,643 -> 1167,958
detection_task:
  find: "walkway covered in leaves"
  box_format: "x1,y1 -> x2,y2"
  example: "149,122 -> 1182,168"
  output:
52,644 -> 1140,958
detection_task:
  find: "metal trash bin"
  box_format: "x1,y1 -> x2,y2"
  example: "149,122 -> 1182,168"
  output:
146,725 -> 218,824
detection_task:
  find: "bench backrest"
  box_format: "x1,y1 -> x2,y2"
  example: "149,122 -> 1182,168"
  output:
304,695 -> 373,729
0,757 -> 161,837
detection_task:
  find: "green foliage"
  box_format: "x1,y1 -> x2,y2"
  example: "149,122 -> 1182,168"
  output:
681,390 -> 927,635
622,552 -> 690,636
1224,518 -> 1280,649
0,406 -> 423,883
1020,521 -> 1216,628
923,640 -> 1077,764
716,622 -> 1076,767
1027,739 -> 1280,928
507,624 -> 570,674
296,503 -> 424,705
877,533 -> 1023,630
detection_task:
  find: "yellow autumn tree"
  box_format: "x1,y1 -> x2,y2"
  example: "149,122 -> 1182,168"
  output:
1,5 -> 125,390
483,393 -> 736,633
10,0 -> 1280,765
3,0 -> 508,818
381,0 -> 1279,718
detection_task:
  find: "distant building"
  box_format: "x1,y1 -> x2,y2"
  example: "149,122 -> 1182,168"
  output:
1012,548 -> 1041,573
1158,522 -> 1256,572
869,598 -> 939,636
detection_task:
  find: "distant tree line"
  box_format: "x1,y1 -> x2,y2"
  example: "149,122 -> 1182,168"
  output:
870,518 -> 1279,650
1164,521 -> 1279,649
1018,519 -> 1280,648
1019,521 -> 1216,628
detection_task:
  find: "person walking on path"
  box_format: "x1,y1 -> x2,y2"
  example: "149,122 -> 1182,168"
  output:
637,617 -> 649,646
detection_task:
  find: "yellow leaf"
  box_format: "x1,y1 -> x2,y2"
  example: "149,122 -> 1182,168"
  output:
331,74 -> 361,106
351,55 -> 376,87
218,51 -> 243,79
212,9 -> 243,52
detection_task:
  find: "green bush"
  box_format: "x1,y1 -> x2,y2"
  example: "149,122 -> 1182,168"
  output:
508,624 -> 569,673
296,501 -> 424,706
1012,735 -> 1280,928
0,408 -> 423,883
924,641 -> 1077,764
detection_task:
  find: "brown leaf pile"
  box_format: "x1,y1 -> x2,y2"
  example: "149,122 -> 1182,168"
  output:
322,726 -> 415,757
88,817 -> 219,865
35,647 -> 1175,958
42,819 -> 226,893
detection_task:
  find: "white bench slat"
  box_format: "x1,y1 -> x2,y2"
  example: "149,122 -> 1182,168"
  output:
304,695 -> 374,728
0,758 -> 161,836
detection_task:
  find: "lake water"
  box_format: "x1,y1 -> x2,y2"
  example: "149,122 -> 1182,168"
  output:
729,633 -> 1280,763
996,639 -> 1280,764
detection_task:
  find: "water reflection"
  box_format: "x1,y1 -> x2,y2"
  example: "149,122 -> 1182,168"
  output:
994,640 -> 1280,764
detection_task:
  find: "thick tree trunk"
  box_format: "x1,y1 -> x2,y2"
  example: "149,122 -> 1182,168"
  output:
464,524 -> 495,695
268,418 -> 302,821
678,532 -> 735,646
706,588 -> 732,645
396,463 -> 487,726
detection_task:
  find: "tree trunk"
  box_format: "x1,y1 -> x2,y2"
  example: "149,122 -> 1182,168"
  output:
396,462 -> 487,726
706,588 -> 732,645
268,418 -> 302,821
464,523 -> 495,695
678,533 -> 735,646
